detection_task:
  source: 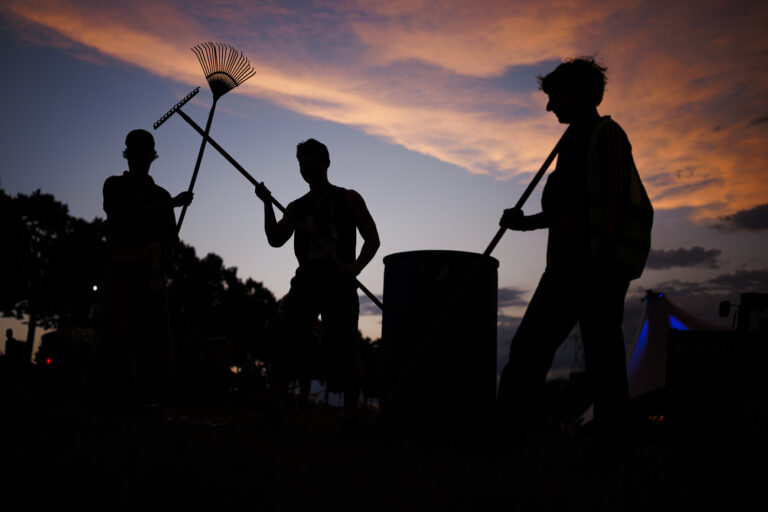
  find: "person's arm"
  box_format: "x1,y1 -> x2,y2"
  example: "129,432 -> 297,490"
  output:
499,208 -> 548,231
255,182 -> 294,247
347,189 -> 380,275
170,191 -> 194,208
103,176 -> 124,219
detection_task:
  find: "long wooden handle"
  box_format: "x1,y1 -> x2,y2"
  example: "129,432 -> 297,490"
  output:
176,98 -> 218,234
483,130 -> 566,256
381,130 -> 566,414
157,101 -> 384,311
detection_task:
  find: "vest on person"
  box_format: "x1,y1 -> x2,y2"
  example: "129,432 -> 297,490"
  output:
292,185 -> 357,268
587,116 -> 653,280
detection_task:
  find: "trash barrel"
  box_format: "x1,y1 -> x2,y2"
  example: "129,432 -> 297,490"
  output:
380,250 -> 498,429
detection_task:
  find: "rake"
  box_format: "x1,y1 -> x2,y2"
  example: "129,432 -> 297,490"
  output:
175,42 -> 257,233
154,92 -> 384,311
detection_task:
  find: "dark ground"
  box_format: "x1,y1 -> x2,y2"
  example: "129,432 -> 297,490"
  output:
3,389 -> 766,512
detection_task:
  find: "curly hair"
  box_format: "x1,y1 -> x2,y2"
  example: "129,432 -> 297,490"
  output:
537,57 -> 608,107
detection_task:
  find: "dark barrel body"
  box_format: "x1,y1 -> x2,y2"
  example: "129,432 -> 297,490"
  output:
380,250 -> 498,428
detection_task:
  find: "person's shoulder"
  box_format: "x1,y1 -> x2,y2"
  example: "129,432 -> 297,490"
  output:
344,189 -> 370,212
295,190 -> 313,203
103,172 -> 128,193
152,181 -> 172,199
104,171 -> 128,184
595,116 -> 629,144
331,184 -> 351,197
289,191 -> 312,211
343,188 -> 364,202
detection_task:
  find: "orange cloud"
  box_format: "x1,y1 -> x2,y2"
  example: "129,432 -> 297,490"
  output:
5,0 -> 767,220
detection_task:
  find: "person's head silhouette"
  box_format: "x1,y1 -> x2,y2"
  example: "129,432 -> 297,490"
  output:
296,138 -> 331,188
538,57 -> 607,124
122,129 -> 158,176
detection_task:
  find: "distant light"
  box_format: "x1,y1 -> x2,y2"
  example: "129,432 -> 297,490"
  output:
92,285 -> 98,291
45,357 -> 52,365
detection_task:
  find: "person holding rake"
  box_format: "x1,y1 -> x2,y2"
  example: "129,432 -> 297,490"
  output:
255,138 -> 380,422
95,129 -> 193,407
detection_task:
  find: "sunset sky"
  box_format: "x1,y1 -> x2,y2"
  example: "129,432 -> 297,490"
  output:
1,0 -> 766,376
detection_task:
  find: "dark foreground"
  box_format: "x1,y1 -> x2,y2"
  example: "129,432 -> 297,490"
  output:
3,394 -> 765,511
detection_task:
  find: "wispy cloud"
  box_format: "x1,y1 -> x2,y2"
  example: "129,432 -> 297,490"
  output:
650,268 -> 768,297
718,203 -> 768,232
359,293 -> 384,316
498,286 -> 529,307
646,246 -> 721,270
5,0 -> 768,219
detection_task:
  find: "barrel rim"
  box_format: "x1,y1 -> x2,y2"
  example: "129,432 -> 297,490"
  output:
383,249 -> 499,268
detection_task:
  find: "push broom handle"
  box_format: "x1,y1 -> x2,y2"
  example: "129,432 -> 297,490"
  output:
176,98 -> 218,233
380,129 -> 566,412
155,96 -> 384,311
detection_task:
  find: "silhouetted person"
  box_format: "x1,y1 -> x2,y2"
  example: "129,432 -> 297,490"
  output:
255,139 -> 380,421
4,329 -> 23,366
94,129 -> 192,407
496,58 -> 653,445
3,328 -> 24,396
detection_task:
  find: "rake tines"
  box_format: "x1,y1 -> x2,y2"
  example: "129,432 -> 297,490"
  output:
174,42 -> 256,234
192,42 -> 256,100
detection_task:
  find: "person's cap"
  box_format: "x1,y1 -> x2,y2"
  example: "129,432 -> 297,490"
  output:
125,129 -> 155,153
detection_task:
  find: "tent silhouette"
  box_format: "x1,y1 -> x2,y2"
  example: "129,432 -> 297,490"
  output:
627,290 -> 727,399
579,290 -> 726,426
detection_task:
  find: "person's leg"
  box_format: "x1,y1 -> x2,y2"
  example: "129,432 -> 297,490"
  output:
322,284 -> 361,416
497,267 -> 578,436
275,275 -> 320,405
578,263 -> 630,445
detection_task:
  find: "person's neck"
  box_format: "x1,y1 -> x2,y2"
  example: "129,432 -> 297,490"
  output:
570,108 -> 601,127
126,168 -> 151,180
309,180 -> 331,196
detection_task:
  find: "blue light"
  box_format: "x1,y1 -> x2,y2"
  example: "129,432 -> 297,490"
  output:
668,314 -> 689,331
628,319 -> 649,375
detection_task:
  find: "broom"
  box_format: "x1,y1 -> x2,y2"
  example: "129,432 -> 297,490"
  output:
175,42 -> 257,233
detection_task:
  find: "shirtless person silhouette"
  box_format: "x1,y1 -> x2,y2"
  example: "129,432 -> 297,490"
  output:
255,139 -> 379,419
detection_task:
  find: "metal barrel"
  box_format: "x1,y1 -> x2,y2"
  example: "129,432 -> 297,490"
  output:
380,250 -> 498,429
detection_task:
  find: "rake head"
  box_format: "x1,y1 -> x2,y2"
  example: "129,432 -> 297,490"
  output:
192,42 -> 256,101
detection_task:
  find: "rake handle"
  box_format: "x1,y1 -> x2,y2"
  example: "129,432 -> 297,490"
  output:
158,100 -> 384,311
176,98 -> 218,234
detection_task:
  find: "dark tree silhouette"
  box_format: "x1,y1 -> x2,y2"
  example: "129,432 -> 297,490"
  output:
1,187 -> 278,406
166,242 -> 277,403
0,189 -> 107,363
